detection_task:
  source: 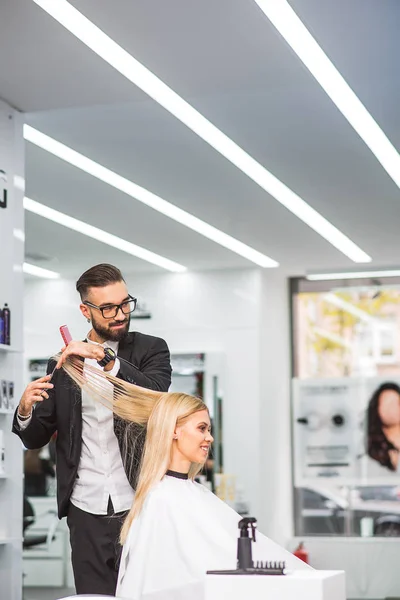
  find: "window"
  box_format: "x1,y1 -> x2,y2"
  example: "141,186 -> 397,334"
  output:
291,276 -> 400,537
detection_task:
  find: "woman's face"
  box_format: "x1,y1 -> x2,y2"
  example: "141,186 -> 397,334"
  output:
174,409 -> 214,464
378,389 -> 400,427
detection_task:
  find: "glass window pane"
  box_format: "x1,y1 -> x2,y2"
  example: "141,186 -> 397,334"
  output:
291,277 -> 400,541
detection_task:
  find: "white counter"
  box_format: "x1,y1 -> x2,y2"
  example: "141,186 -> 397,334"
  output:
205,570 -> 345,600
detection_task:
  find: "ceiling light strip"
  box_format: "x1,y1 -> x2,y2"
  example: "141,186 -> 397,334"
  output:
307,269 -> 400,281
23,262 -> 61,279
30,0 -> 371,263
24,197 -> 187,273
24,125 -> 277,268
253,0 -> 400,189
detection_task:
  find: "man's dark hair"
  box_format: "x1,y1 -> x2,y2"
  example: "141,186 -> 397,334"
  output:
76,264 -> 125,300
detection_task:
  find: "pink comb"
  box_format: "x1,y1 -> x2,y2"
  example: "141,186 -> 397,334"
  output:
60,325 -> 72,346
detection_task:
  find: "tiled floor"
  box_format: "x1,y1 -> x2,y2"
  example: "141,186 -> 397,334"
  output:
23,587 -> 75,600
22,588 -> 390,600
22,590 -> 385,600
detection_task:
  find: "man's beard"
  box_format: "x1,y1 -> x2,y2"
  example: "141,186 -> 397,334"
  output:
92,316 -> 130,342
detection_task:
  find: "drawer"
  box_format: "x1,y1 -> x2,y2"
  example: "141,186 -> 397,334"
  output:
23,558 -> 64,587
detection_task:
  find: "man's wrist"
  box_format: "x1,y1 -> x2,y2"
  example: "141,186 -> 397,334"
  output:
18,405 -> 32,419
98,347 -> 117,369
103,360 -> 116,372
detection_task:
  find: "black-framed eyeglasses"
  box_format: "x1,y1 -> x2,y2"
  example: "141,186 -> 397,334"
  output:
83,295 -> 137,319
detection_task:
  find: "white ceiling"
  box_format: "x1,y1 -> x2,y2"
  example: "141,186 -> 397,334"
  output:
2,0 -> 400,278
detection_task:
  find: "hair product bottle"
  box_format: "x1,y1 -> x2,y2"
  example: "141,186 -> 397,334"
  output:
0,309 -> 4,345
3,303 -> 10,345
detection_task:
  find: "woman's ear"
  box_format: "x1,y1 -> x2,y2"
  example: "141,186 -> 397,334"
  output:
173,427 -> 179,440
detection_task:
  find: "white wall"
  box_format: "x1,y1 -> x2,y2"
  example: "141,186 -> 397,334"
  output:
259,270 -> 294,545
24,268 -> 266,521
0,99 -> 24,600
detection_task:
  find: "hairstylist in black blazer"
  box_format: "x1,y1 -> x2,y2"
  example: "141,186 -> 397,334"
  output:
13,264 -> 172,596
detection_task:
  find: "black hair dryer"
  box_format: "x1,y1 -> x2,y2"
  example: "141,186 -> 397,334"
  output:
237,517 -> 257,569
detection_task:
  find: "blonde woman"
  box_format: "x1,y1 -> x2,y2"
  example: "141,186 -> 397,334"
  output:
62,357 -> 310,600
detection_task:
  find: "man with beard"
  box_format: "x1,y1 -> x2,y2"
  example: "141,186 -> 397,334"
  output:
13,264 -> 171,595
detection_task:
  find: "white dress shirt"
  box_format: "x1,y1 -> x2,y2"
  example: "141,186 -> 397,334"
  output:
18,336 -> 134,515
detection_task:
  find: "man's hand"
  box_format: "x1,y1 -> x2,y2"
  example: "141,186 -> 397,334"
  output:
18,375 -> 54,416
55,341 -> 105,370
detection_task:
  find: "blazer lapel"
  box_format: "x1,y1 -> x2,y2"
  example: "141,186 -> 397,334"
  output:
117,332 -> 136,365
67,375 -> 82,467
69,357 -> 83,433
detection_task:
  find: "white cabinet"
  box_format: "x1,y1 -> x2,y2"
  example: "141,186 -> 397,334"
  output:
24,559 -> 65,588
23,497 -> 70,588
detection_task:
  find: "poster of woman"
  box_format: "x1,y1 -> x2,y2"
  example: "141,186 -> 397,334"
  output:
362,379 -> 400,482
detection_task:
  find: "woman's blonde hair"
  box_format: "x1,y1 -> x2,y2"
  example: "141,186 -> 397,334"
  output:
61,357 -> 208,543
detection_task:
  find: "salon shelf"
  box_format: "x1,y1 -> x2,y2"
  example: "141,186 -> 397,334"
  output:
0,537 -> 22,545
0,344 -> 19,353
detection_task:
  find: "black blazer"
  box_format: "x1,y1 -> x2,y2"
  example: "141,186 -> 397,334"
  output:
13,332 -> 172,518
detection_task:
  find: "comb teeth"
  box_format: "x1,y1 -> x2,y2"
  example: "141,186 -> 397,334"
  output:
253,560 -> 286,571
